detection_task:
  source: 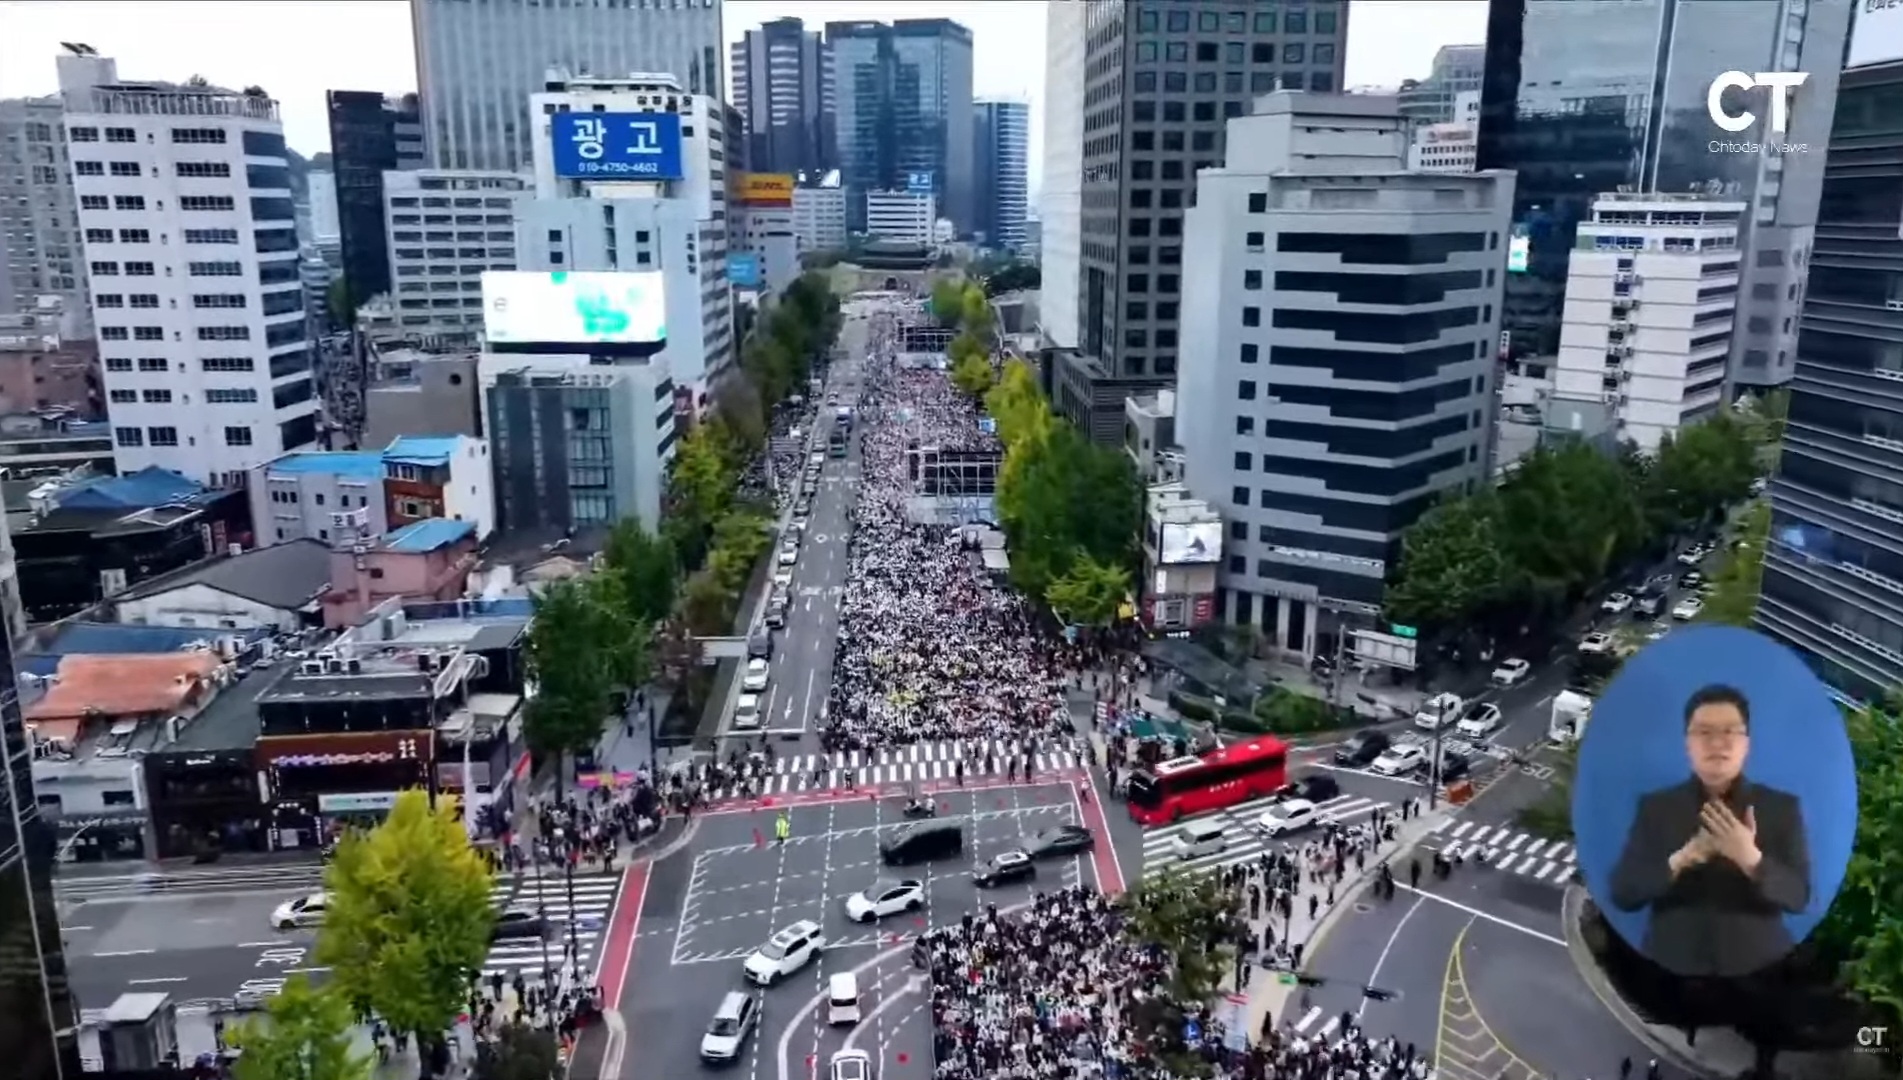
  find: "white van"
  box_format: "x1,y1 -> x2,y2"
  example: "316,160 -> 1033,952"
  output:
827,972 -> 862,1025
1172,819 -> 1228,861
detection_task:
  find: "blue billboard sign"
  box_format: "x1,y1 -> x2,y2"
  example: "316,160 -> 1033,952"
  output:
551,112 -> 684,180
727,252 -> 762,289
906,171 -> 934,194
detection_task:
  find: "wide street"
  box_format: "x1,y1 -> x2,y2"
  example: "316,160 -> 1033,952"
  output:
61,865 -> 627,1011
622,779 -> 1122,1080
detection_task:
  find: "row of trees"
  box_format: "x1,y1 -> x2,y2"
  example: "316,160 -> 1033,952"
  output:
230,791 -> 554,1080
1384,400 -> 1779,654
520,274 -> 841,760
930,278 -> 1003,399
984,359 -> 1144,627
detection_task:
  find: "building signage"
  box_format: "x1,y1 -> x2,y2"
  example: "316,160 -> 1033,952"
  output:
550,112 -> 685,181
317,791 -> 401,814
738,173 -> 795,206
906,171 -> 934,194
1849,0 -> 1903,69
1159,521 -> 1221,565
727,252 -> 762,289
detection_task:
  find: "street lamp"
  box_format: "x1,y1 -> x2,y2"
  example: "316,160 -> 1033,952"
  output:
564,856 -> 580,982
1428,698 -> 1450,811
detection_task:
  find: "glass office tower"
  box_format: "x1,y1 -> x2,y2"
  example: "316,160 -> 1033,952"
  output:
0,617 -> 79,1079
1754,63 -> 1903,704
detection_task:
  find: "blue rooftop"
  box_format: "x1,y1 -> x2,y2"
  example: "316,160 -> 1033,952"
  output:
383,518 -> 476,553
18,622 -> 272,677
383,436 -> 461,466
265,451 -> 387,479
58,466 -> 214,512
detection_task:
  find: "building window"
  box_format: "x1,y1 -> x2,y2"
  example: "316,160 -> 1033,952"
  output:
171,128 -> 227,144
202,357 -> 255,372
94,292 -> 123,307
1240,343 -> 1259,364
142,389 -> 173,404
184,229 -> 240,244
118,229 -> 149,244
176,161 -> 232,178
109,161 -> 142,177
75,160 -> 104,176
180,195 -> 237,212
133,326 -> 164,341
130,294 -> 159,308
198,326 -> 250,341
1283,43 -> 1306,64
1238,381 -> 1257,400
125,261 -> 154,276
100,327 -> 129,341
1242,306 -> 1261,327
114,195 -> 146,211
189,261 -> 243,276
138,357 -> 168,372
115,426 -> 143,447
109,389 -> 136,404
69,126 -> 98,142
1167,10 -> 1190,31
1243,269 -> 1263,291
91,261 -> 118,276
206,388 -> 259,403
225,426 -> 253,446
104,357 -> 132,372
148,426 -> 179,446
80,194 -> 108,209
1236,416 -> 1255,436
193,293 -> 248,309
1233,451 -> 1253,471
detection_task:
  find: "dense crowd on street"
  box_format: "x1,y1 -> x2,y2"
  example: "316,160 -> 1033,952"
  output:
822,322 -> 1077,751
502,782 -> 664,873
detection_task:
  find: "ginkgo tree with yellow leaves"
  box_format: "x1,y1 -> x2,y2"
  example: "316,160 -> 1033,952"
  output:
315,789 -> 496,1048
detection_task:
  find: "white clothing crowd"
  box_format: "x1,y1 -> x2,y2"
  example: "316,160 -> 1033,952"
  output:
824,339 -> 1074,751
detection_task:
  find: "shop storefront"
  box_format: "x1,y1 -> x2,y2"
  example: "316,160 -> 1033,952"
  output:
49,812 -> 148,863
143,750 -> 270,860
260,732 -> 434,850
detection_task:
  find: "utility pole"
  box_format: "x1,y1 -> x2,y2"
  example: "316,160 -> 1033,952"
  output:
1428,697 -> 1449,811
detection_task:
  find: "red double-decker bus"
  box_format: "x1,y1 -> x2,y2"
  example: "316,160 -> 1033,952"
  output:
1126,736 -> 1291,825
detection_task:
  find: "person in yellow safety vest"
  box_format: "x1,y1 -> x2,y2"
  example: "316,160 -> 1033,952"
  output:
775,813 -> 791,844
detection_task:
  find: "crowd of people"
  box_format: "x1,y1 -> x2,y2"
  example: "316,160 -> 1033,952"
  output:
822,314 -> 1077,751
501,781 -> 665,874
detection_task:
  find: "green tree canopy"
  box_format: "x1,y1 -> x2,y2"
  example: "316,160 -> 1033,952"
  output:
996,422 -> 1141,599
1812,698 -> 1903,1026
950,350 -> 995,397
1046,552 -> 1130,627
929,279 -> 965,328
959,283 -> 993,337
1697,496 -> 1769,627
522,578 -> 616,757
1382,494 -> 1511,629
600,517 -> 678,626
316,790 -> 495,1039
662,420 -> 740,569
679,567 -> 736,637
325,278 -> 354,330
982,261 -> 1040,296
984,359 -> 1051,451
1123,871 -> 1236,1006
229,977 -> 372,1080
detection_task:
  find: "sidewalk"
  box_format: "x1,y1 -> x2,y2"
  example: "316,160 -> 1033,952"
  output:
1240,810 -> 1453,1042
1558,885 -> 1882,1080
167,1003 -> 478,1078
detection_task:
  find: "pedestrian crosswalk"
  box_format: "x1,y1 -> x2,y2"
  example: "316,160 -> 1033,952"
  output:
480,870 -> 622,979
707,739 -> 1083,800
1420,818 -> 1579,885
1140,793 -> 1392,882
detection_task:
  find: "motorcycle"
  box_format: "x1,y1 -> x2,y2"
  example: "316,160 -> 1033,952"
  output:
902,797 -> 937,819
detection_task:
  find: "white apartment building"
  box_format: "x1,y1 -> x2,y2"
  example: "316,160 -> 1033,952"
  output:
732,204 -> 800,297
0,94 -> 89,331
1407,91 -> 1478,173
516,71 -> 734,392
1551,194 -> 1743,453
1037,0 -> 1086,350
1176,93 -> 1511,654
307,169 -> 340,246
383,169 -> 526,344
59,52 -> 319,485
865,190 -> 935,246
791,185 -> 847,254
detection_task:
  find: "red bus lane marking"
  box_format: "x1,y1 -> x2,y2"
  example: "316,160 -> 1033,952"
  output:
598,862 -> 650,1011
1070,776 -> 1126,896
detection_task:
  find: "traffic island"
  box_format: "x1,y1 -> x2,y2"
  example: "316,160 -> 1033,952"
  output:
1560,884 -> 1886,1080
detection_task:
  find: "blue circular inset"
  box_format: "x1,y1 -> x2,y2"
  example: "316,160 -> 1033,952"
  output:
1572,624 -> 1857,977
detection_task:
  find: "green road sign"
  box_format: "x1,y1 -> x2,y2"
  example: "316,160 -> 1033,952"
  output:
1390,624 -> 1418,639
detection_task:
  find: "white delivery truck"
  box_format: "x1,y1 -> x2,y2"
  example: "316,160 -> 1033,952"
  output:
1549,690 -> 1592,744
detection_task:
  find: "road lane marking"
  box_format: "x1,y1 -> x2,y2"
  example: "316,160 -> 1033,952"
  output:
1294,1005 -> 1323,1032
1358,894 -> 1426,1019
1393,885 -> 1565,947
92,949 -> 155,957
126,977 -> 188,985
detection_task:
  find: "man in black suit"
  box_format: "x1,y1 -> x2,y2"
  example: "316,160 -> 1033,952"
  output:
1607,683 -> 1811,977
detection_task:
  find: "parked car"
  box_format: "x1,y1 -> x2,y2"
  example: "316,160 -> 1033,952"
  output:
742,658 -> 770,692
1578,632 -> 1615,655
1414,692 -> 1465,731
1672,596 -> 1705,621
1334,730 -> 1390,768
1601,592 -> 1634,615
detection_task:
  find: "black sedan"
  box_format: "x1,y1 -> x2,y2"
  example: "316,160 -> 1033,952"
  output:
972,850 -> 1036,888
1019,825 -> 1094,859
491,908 -> 547,941
1276,774 -> 1341,804
1334,730 -> 1390,768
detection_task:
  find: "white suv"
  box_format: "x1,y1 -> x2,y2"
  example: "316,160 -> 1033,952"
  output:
743,919 -> 825,985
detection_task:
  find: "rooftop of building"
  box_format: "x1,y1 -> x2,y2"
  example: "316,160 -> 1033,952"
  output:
261,450 -> 386,479
55,465 -> 221,513
17,621 -> 272,678
156,662 -> 277,752
114,538 -> 332,611
0,415 -> 111,442
382,518 -> 475,553
22,652 -> 244,760
478,526 -> 610,570
263,599 -> 527,704
383,436 -> 461,466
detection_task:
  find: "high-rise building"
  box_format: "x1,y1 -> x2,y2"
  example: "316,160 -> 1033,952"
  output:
730,17 -> 834,177
864,190 -> 936,247
1039,0 -> 1087,351
1753,44 -> 1903,705
382,168 -> 526,344
326,91 -> 424,306
60,52 -> 318,485
974,100 -> 1030,251
792,184 -> 848,254
307,170 -> 341,249
411,0 -> 722,173
0,504 -> 80,1080
1396,44 -> 1486,130
1550,194 -> 1744,453
1475,0 -> 1850,387
825,20 -> 975,235
1175,93 -> 1511,655
1059,0 -> 1351,445
1406,91 -> 1479,173
0,95 -> 89,335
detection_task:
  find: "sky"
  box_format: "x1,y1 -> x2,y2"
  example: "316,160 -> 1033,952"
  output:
0,0 -> 1487,195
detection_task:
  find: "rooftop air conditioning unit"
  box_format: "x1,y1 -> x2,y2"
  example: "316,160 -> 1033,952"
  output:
326,659 -> 344,674
300,660 -> 326,675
